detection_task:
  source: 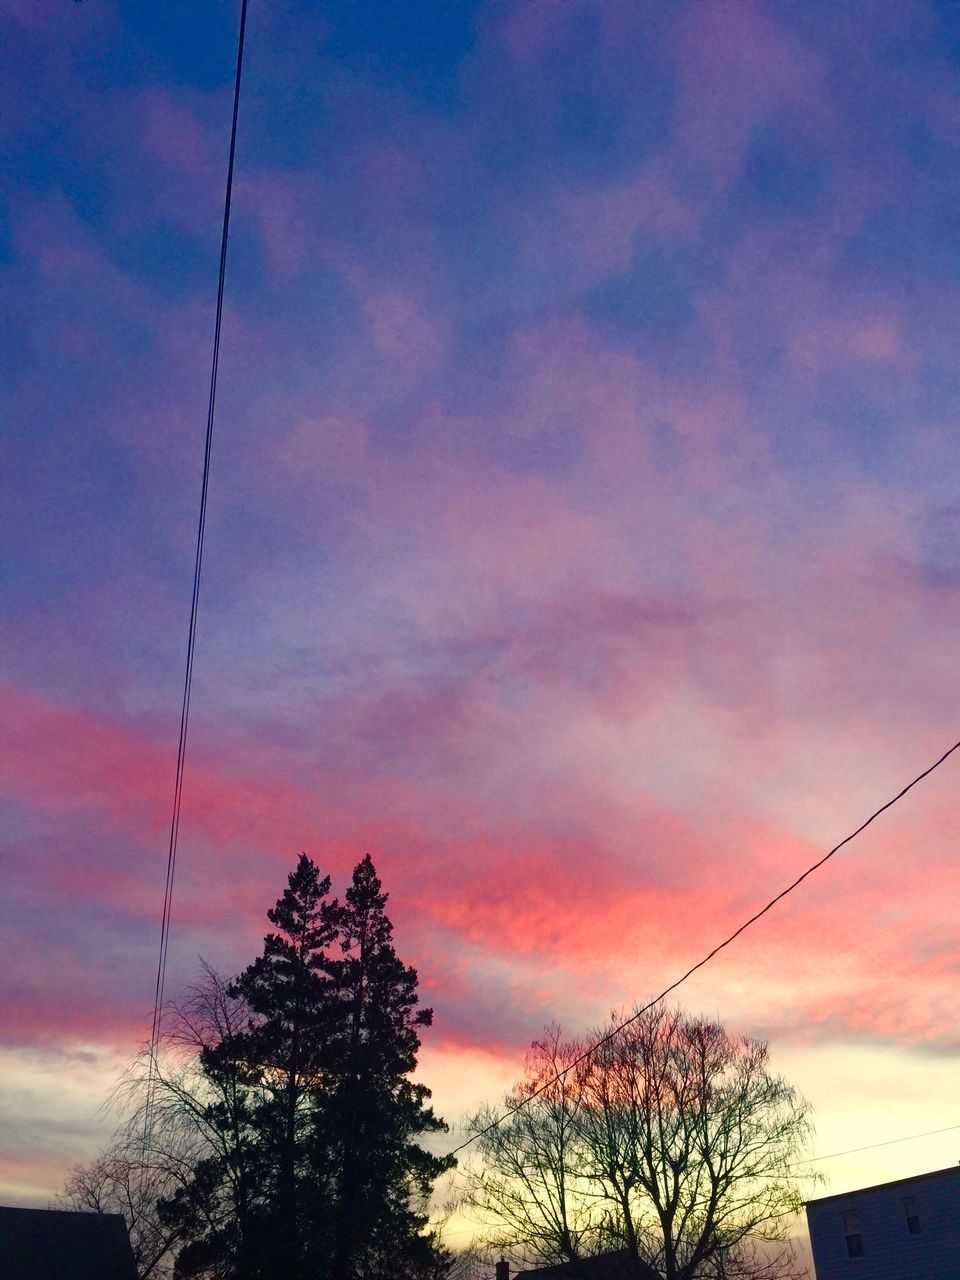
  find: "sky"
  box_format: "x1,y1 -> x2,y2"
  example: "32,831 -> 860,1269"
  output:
1,0 -> 959,1263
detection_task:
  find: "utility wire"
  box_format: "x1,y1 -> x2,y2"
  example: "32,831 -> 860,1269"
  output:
795,1122 -> 960,1165
209,1121 -> 960,1263
145,0 -> 249,1119
450,737 -> 960,1157
435,1121 -> 960,1240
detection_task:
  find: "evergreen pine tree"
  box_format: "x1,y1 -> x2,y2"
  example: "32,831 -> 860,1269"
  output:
159,854 -> 453,1280
162,855 -> 341,1280
224,853 -> 342,1275
326,855 -> 454,1279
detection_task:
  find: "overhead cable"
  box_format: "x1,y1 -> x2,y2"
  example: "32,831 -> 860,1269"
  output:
449,736 -> 960,1157
796,1121 -> 960,1165
145,0 -> 249,1113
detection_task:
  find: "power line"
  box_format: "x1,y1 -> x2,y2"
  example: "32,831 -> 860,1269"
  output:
434,1121 -> 960,1240
232,1121 -> 960,1262
449,737 -> 960,1158
796,1122 -> 960,1165
144,0 -> 249,1118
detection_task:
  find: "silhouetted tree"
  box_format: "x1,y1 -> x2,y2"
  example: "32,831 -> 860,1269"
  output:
60,1150 -> 180,1279
153,854 -> 452,1280
59,962 -> 252,1280
459,1024 -> 602,1268
464,1003 -> 817,1280
325,854 -> 454,1279
154,858 -> 340,1278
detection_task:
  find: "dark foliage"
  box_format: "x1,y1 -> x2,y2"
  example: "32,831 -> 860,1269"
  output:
159,854 -> 454,1280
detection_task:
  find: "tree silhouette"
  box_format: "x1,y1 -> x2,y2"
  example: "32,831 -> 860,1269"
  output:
465,1004 -> 818,1280
145,854 -> 452,1280
61,962 -> 255,1279
223,854 -> 342,1270
326,854 -> 454,1279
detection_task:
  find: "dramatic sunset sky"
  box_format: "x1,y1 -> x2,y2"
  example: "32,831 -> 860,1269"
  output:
2,0 -> 959,1259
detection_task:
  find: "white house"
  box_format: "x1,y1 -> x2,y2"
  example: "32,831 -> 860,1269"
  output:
805,1164 -> 960,1279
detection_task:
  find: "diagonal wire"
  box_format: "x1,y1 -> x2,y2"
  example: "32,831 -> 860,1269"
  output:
795,1122 -> 960,1165
144,0 -> 249,1130
450,737 -> 960,1157
436,1121 -> 960,1240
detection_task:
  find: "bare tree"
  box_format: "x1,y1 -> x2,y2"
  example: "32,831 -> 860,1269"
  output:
461,1024 -> 605,1267
464,1004 -> 818,1280
60,1149 -> 181,1280
59,962 -> 251,1280
444,1241 -> 505,1280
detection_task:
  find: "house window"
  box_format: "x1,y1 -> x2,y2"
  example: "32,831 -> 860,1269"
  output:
903,1195 -> 921,1235
842,1209 -> 864,1258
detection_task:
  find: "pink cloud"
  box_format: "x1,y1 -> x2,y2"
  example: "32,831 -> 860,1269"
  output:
8,196 -> 211,365
0,684 -> 313,858
237,171 -> 315,275
497,0 -> 574,63
3,664 -> 958,1066
791,307 -> 912,373
560,170 -> 698,269
0,991 -> 147,1053
500,169 -> 698,293
272,413 -> 369,478
13,201 -> 104,279
694,228 -> 915,379
362,289 -> 449,373
672,0 -> 819,185
140,90 -> 210,176
496,0 -> 644,66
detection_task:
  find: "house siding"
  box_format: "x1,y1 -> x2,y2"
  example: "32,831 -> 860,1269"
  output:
805,1166 -> 960,1280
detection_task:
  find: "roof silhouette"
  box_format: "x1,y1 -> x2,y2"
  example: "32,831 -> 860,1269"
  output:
0,1206 -> 137,1280
516,1250 -> 659,1280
